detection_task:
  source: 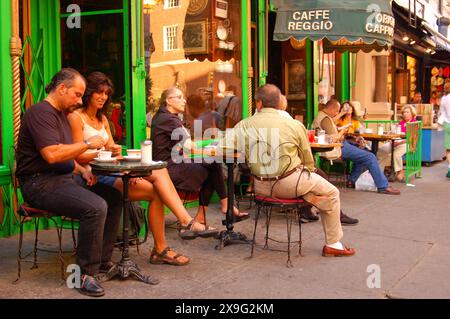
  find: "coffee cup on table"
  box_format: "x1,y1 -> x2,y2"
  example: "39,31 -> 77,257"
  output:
127,149 -> 141,158
98,150 -> 112,160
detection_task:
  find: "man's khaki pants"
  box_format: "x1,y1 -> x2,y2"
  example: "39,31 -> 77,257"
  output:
254,168 -> 343,245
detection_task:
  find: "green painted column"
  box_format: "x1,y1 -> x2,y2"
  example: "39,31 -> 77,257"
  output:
306,39 -> 313,126
129,0 -> 146,147
258,0 -> 267,86
33,0 -> 61,85
241,0 -> 249,119
336,51 -> 350,102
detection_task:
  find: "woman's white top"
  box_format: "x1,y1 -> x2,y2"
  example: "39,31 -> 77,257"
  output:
75,112 -> 109,153
439,94 -> 450,124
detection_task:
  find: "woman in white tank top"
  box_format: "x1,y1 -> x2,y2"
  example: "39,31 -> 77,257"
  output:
68,72 -> 218,266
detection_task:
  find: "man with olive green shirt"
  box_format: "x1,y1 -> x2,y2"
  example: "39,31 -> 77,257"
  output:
219,84 -> 355,257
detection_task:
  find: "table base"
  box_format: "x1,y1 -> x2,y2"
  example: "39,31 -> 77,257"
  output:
100,259 -> 159,285
215,230 -> 252,250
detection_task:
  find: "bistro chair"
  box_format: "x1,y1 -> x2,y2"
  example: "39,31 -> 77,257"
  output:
251,195 -> 306,268
10,147 -> 77,283
248,141 -> 307,268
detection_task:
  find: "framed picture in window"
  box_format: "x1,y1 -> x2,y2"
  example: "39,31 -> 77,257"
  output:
285,59 -> 306,100
215,0 -> 228,19
183,19 -> 208,54
396,52 -> 405,69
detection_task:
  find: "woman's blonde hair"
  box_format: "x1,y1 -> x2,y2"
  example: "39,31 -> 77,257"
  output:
401,104 -> 417,118
444,82 -> 450,95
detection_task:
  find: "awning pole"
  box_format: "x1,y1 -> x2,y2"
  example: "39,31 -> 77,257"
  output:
10,0 -> 21,148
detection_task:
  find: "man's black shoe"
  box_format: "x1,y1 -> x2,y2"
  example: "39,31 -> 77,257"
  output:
300,209 -> 319,223
340,213 -> 359,226
77,275 -> 105,297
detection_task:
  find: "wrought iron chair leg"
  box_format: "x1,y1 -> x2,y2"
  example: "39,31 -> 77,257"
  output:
31,218 -> 39,270
264,206 -> 272,249
250,204 -> 261,258
286,209 -> 293,268
297,208 -> 302,256
54,218 -> 65,281
15,218 -> 25,283
71,219 -> 77,255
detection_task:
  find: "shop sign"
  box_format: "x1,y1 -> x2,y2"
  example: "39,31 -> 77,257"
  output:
365,4 -> 395,37
287,10 -> 333,31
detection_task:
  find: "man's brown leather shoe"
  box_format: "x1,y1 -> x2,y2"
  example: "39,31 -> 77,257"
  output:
377,186 -> 401,195
322,245 -> 356,257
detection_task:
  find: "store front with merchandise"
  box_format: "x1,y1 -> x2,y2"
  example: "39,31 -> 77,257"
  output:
262,0 -> 395,125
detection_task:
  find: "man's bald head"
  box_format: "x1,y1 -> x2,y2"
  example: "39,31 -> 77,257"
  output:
324,99 -> 341,117
255,84 -> 281,109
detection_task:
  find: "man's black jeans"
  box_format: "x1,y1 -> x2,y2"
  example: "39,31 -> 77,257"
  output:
19,173 -> 122,276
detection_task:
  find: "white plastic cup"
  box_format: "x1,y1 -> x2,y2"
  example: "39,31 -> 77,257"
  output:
317,130 -> 326,144
141,140 -> 153,164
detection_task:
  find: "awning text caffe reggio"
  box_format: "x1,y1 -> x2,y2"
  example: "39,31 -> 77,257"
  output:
273,0 -> 395,52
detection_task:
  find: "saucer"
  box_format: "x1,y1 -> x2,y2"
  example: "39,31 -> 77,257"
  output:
123,155 -> 141,162
94,157 -> 116,163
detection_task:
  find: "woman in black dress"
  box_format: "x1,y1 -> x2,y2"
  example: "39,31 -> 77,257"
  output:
151,86 -> 248,225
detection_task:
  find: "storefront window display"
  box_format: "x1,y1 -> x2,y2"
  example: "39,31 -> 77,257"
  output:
145,0 -> 243,132
407,55 -> 418,102
318,41 -> 336,105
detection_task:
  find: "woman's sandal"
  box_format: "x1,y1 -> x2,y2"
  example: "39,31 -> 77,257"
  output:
221,210 -> 250,224
179,219 -> 218,240
149,247 -> 190,266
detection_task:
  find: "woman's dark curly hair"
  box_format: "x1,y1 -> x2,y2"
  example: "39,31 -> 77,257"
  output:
82,72 -> 114,121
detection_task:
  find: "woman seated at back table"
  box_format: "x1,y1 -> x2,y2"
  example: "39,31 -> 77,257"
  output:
336,101 -> 362,133
377,104 -> 417,182
151,86 -> 249,226
68,72 -> 218,266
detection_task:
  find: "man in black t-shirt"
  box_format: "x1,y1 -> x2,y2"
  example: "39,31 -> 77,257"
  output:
16,68 -> 122,297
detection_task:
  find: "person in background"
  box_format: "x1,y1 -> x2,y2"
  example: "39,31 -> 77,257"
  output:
438,82 -> 450,178
186,94 -> 222,136
430,91 -> 439,107
336,101 -> 361,134
313,100 -> 401,195
216,85 -> 242,129
203,87 -> 217,112
377,105 -> 416,183
411,91 -> 422,104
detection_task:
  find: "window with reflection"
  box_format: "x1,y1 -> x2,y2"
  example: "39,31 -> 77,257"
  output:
145,0 -> 243,132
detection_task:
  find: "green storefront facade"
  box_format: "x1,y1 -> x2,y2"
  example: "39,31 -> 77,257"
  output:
0,0 -> 359,238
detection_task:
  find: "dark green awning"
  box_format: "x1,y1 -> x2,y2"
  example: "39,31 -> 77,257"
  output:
272,0 -> 395,52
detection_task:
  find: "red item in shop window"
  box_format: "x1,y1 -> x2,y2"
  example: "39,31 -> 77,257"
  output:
444,66 -> 450,78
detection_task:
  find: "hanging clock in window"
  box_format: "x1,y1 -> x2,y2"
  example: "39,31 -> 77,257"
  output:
216,25 -> 228,41
187,0 -> 208,16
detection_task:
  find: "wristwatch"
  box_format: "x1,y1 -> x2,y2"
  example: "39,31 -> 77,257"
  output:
84,139 -> 92,149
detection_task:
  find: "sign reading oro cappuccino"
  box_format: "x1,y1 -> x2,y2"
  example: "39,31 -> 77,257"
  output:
273,0 -> 395,51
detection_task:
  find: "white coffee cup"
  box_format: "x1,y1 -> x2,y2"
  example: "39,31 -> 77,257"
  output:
98,150 -> 112,160
127,149 -> 141,158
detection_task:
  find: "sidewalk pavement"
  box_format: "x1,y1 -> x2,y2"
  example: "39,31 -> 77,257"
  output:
0,161 -> 449,299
